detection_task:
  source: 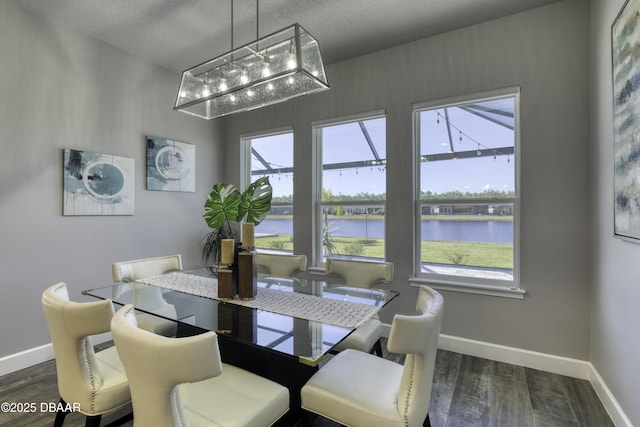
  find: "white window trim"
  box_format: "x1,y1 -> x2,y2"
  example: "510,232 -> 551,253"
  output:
240,128 -> 295,252
413,86 -> 523,296
312,110 -> 387,268
409,276 -> 525,299
311,109 -> 386,128
240,126 -> 293,190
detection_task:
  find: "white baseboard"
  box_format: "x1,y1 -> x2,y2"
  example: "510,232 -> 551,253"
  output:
0,332 -> 112,377
437,333 -> 593,379
436,334 -> 634,427
381,327 -> 632,427
0,343 -> 55,377
589,363 -> 634,427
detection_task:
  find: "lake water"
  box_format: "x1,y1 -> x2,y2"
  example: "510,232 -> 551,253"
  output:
258,218 -> 513,243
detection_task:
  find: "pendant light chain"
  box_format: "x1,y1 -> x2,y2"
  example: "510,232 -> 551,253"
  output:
232,0 -> 258,49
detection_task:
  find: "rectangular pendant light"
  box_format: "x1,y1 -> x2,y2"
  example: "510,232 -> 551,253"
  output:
174,24 -> 329,120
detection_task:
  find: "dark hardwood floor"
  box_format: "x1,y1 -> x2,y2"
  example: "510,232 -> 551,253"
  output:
0,340 -> 613,427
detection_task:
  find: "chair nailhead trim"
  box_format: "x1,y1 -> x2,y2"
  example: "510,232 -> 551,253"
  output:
83,338 -> 98,414
402,355 -> 420,427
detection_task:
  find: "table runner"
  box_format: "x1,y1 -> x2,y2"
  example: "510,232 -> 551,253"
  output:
138,272 -> 379,329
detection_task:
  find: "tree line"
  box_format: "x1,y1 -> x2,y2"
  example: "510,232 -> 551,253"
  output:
272,189 -> 515,203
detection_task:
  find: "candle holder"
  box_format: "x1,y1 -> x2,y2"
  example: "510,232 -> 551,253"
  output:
237,251 -> 257,300
216,241 -> 252,300
217,268 -> 235,299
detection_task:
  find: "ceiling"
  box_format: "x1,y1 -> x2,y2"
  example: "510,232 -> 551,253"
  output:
12,0 -> 561,74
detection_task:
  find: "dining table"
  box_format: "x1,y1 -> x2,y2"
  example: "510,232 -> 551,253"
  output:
83,267 -> 398,424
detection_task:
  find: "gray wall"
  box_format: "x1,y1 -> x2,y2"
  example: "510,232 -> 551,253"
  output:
6,0 -> 638,422
224,0 -> 592,360
590,0 -> 640,425
0,2 -> 223,357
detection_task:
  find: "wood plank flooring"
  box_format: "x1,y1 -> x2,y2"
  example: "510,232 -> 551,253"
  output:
0,341 -> 613,427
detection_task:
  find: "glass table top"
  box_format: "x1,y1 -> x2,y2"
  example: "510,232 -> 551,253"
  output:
83,268 -> 398,365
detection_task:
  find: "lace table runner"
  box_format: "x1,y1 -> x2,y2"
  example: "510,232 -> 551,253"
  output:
138,272 -> 379,328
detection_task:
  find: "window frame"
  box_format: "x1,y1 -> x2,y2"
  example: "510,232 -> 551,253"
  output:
411,87 -> 524,298
312,110 -> 387,267
241,127 -> 295,253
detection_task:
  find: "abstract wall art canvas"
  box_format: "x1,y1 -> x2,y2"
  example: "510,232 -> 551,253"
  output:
63,149 -> 135,216
613,0 -> 640,241
146,136 -> 195,192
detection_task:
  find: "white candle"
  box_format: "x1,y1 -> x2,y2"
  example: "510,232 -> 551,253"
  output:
242,223 -> 255,249
221,239 -> 234,265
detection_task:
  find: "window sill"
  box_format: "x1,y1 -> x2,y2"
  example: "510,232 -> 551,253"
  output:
409,277 -> 526,299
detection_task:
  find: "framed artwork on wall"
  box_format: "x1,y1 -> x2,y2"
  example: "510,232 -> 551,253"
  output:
146,136 -> 195,192
63,149 -> 135,216
612,0 -> 640,241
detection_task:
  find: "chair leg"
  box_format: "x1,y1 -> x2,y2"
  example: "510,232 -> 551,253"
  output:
85,414 -> 102,427
302,409 -> 317,427
102,412 -> 134,427
371,339 -> 383,357
423,412 -> 431,427
53,398 -> 70,427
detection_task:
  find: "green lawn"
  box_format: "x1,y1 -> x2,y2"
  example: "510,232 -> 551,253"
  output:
255,234 -> 513,269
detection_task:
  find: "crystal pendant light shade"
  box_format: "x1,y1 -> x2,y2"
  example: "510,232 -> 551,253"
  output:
174,24 -> 329,119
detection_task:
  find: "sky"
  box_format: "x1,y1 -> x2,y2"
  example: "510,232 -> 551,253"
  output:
250,96 -> 515,198
419,101 -> 515,195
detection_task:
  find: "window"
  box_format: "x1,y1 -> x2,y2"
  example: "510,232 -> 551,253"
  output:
313,113 -> 386,264
414,88 -> 520,289
242,131 -> 294,252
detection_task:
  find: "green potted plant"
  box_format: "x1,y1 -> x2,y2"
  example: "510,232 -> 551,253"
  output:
202,176 -> 272,265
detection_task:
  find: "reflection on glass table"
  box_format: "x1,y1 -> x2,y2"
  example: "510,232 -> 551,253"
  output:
84,269 -> 397,366
84,268 -> 398,423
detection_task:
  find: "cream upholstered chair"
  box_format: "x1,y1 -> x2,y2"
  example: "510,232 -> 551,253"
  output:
112,254 -> 182,282
324,258 -> 393,288
41,282 -> 131,427
301,285 -> 444,427
112,254 -> 182,336
324,258 -> 394,356
111,304 -> 289,427
256,253 -> 307,277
